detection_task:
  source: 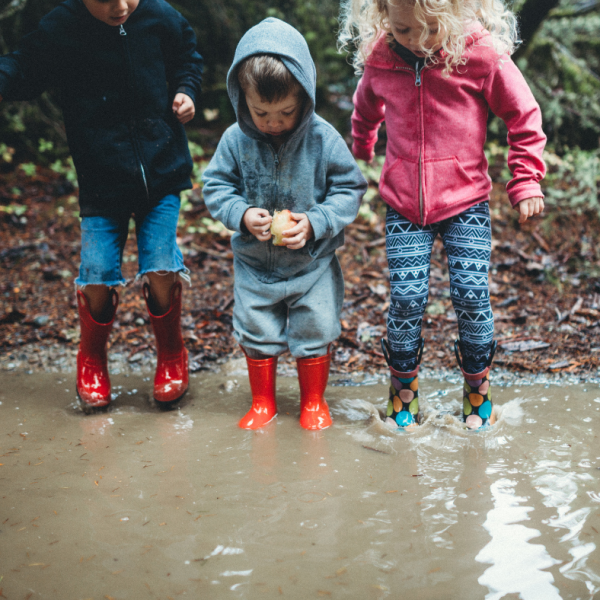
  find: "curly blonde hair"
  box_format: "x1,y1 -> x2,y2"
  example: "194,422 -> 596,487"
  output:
338,0 -> 518,76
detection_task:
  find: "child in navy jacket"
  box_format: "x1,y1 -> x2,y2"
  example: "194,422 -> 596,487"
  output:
0,0 -> 203,410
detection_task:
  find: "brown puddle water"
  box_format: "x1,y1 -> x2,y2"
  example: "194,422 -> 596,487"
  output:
0,364 -> 599,599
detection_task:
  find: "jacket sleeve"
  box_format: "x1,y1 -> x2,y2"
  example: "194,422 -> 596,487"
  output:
307,134 -> 368,241
351,68 -> 386,162
163,7 -> 203,106
201,131 -> 249,233
0,29 -> 53,101
483,56 -> 546,206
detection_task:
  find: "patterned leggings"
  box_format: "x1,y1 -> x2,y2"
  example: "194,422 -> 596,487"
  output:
386,202 -> 494,374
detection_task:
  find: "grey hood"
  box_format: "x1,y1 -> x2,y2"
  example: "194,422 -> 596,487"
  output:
226,17 -> 316,141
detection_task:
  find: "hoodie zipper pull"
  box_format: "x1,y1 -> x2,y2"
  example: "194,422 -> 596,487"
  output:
415,61 -> 423,87
119,24 -> 127,36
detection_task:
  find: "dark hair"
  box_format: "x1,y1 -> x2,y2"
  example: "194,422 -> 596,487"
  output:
237,54 -> 306,103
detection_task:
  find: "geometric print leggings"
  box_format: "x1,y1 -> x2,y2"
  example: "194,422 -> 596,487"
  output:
386,201 -> 494,374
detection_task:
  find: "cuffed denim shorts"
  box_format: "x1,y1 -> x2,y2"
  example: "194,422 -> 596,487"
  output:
75,194 -> 189,287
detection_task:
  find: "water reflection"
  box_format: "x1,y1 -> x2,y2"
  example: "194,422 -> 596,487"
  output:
476,478 -> 561,599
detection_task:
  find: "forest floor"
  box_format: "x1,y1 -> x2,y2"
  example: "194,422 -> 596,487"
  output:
2,149 -> 600,381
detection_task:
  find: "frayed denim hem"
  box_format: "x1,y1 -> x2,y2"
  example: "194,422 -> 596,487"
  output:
74,278 -> 128,289
135,267 -> 191,286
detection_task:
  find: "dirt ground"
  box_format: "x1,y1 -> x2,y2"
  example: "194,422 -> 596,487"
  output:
2,156 -> 600,380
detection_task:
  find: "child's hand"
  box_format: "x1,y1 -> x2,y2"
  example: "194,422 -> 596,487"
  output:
518,197 -> 544,224
172,93 -> 195,124
243,207 -> 273,241
281,212 -> 314,250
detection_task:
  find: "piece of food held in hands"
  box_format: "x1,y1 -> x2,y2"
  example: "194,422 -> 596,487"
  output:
270,209 -> 297,246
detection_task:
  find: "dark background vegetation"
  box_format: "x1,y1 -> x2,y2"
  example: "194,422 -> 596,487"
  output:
2,0 -> 600,162
1,0 -> 600,376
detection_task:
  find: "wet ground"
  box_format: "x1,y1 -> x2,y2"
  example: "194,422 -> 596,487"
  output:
1,363 -> 599,599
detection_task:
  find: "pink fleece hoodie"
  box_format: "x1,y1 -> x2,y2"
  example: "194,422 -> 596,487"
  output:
352,30 -> 546,225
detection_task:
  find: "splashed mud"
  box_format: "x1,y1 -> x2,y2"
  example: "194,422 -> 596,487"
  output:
0,367 -> 598,599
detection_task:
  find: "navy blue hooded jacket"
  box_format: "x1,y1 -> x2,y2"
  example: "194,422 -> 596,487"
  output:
0,0 -> 203,217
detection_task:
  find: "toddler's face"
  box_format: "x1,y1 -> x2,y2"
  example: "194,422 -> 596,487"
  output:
82,0 -> 139,27
244,88 -> 304,140
386,2 -> 444,56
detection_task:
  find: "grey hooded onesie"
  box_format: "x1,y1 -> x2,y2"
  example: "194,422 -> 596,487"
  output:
202,18 -> 367,358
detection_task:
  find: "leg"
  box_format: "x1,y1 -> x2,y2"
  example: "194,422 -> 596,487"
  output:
137,195 -> 189,405
287,258 -> 344,430
384,207 -> 436,427
82,285 -> 111,322
145,271 -> 178,316
385,206 -> 436,371
441,202 -> 496,428
232,257 -> 289,427
75,215 -> 128,409
441,201 -> 495,372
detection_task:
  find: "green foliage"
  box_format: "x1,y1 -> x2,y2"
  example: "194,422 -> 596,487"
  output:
0,203 -> 27,215
542,147 -> 600,212
1,0 -> 599,167
50,157 -> 78,187
19,162 -> 36,176
490,0 -> 600,151
0,143 -> 15,162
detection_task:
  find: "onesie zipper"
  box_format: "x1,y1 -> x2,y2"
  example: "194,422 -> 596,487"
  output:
265,143 -> 284,273
119,24 -> 150,201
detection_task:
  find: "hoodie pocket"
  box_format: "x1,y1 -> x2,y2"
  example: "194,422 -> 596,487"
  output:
423,157 -> 475,212
380,156 -> 419,206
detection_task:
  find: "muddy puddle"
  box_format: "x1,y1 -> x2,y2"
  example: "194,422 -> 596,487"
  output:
0,364 -> 599,599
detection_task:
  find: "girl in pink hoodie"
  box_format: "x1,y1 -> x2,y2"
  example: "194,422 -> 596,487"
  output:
339,0 -> 546,429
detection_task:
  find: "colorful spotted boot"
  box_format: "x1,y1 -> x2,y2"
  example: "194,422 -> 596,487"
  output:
381,338 -> 424,428
454,339 -> 497,430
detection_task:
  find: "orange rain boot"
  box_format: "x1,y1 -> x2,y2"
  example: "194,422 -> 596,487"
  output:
297,351 -> 333,430
239,351 -> 278,429
144,281 -> 188,405
76,289 -> 119,410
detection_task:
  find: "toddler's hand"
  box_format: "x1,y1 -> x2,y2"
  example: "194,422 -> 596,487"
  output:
172,93 -> 195,124
282,212 -> 314,250
243,207 -> 273,241
518,197 -> 544,224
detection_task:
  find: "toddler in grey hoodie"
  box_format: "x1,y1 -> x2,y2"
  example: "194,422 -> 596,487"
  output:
202,18 -> 367,431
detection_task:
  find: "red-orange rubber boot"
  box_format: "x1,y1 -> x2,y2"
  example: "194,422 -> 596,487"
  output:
144,281 -> 188,405
297,352 -> 333,430
239,354 -> 278,429
76,289 -> 118,410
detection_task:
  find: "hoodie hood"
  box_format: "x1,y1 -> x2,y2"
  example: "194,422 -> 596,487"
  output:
226,17 -> 316,141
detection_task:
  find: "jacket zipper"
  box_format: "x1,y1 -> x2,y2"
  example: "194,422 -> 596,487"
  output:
415,61 -> 425,224
119,24 -> 150,201
414,60 -> 424,87
266,144 -> 283,272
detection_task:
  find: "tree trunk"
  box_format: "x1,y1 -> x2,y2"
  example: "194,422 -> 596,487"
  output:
513,0 -> 561,58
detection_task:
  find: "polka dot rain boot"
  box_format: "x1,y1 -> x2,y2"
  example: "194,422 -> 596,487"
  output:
454,339 -> 497,430
381,338 -> 424,429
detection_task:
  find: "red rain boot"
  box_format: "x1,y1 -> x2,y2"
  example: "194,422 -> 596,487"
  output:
76,289 -> 118,410
297,351 -> 333,430
239,352 -> 278,429
144,281 -> 188,405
